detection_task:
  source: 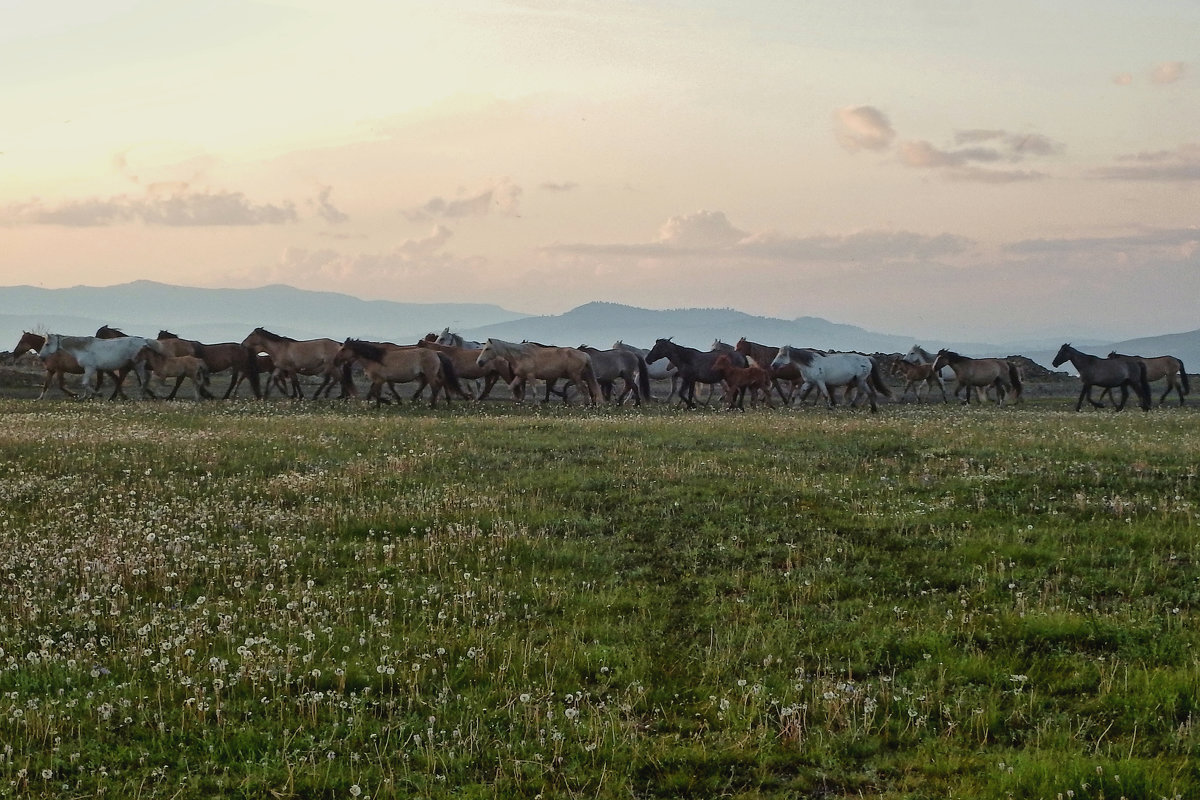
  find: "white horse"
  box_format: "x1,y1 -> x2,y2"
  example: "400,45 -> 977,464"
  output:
435,328 -> 484,350
771,346 -> 890,412
39,334 -> 160,399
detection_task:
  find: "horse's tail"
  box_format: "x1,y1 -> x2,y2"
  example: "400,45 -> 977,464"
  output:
1137,362 -> 1152,411
869,358 -> 893,397
437,353 -> 469,399
244,347 -> 263,399
340,360 -> 358,398
1177,358 -> 1190,395
1007,362 -> 1023,403
636,354 -> 652,402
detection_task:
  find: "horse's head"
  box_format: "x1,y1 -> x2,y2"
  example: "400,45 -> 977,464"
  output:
96,325 -> 127,339
1051,343 -> 1072,368
38,334 -> 61,358
646,339 -> 672,364
158,330 -> 179,340
475,340 -> 496,368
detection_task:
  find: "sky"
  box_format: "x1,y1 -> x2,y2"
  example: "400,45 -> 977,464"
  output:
2,0 -> 1198,343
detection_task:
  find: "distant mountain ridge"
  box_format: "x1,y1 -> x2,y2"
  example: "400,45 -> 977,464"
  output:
3,282 -> 1199,370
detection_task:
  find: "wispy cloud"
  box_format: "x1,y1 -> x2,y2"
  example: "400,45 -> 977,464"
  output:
311,185 -> 349,224
2,190 -> 298,227
404,178 -> 523,222
1092,143 -> 1200,181
833,106 -> 896,153
898,129 -> 1061,182
1150,61 -> 1186,85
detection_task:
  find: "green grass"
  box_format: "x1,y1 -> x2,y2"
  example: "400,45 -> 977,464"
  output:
0,399 -> 1196,798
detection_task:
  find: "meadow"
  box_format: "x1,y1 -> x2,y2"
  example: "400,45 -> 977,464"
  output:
0,397 -> 1196,799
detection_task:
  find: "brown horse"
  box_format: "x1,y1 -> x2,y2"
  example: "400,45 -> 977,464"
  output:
476,338 -> 602,405
712,354 -> 773,410
416,339 -> 516,401
931,350 -> 1022,406
1104,351 -> 1190,406
11,331 -> 108,400
241,328 -> 354,399
1053,344 -> 1151,412
892,359 -> 949,403
158,331 -> 262,400
135,347 -> 213,400
334,339 -> 463,408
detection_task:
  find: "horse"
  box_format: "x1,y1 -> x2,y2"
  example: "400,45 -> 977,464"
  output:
241,328 -> 354,400
892,359 -> 949,403
38,334 -> 158,399
734,337 -> 790,403
1105,351 -> 1190,406
435,328 -> 484,350
902,345 -> 956,387
1052,344 -> 1151,412
770,347 -> 889,412
930,350 -> 1022,406
646,339 -> 746,409
334,339 -> 464,408
11,331 -> 121,400
158,331 -> 263,400
135,346 -> 212,400
416,339 -> 516,401
612,340 -> 679,402
712,354 -> 773,410
476,339 -> 602,405
577,346 -> 650,405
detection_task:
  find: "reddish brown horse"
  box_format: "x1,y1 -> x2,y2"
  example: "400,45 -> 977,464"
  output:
712,354 -> 773,410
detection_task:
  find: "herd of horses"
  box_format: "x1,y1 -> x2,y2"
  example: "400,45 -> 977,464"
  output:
8,326 -> 1192,413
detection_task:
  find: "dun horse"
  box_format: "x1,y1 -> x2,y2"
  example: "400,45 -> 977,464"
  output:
334,339 -> 463,408
135,346 -> 213,400
416,339 -> 516,401
1052,344 -> 1151,412
241,328 -> 354,399
1105,351 -> 1189,406
930,350 -> 1022,406
476,339 -> 602,405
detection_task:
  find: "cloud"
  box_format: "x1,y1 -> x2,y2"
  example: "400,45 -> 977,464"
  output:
1092,143 -> 1200,181
657,210 -> 747,248
898,130 -> 1060,182
266,225 -> 467,285
1112,72 -> 1133,86
2,190 -> 298,226
404,178 -> 523,221
1150,61 -> 1186,84
545,210 -> 970,263
1005,227 -> 1200,258
833,106 -> 895,153
311,185 -> 349,224
540,181 -> 579,192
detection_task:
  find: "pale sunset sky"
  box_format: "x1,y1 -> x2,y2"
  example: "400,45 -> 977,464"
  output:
2,1 -> 1197,341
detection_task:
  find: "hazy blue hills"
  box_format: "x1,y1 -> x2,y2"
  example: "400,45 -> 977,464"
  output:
3,282 -> 1198,371
1,280 -> 527,347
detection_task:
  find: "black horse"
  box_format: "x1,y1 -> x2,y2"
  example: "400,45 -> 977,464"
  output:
646,338 -> 747,409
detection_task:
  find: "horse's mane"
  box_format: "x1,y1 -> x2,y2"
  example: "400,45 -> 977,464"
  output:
343,338 -> 386,362
252,327 -> 295,343
159,330 -> 179,339
784,347 -> 815,366
96,325 -> 127,337
937,349 -> 963,361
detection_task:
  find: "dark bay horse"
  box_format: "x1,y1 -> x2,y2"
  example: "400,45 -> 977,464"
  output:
1106,351 -> 1189,406
158,331 -> 262,400
931,350 -> 1022,406
646,339 -> 746,409
1052,344 -> 1151,412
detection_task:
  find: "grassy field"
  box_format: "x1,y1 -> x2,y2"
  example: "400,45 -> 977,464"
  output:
0,397 -> 1196,799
